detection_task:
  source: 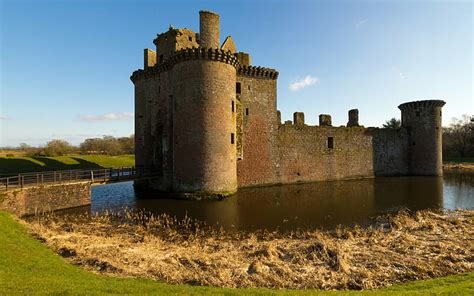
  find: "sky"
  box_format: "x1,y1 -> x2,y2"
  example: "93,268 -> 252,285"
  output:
0,0 -> 472,147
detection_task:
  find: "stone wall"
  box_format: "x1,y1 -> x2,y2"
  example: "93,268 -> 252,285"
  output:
0,181 -> 91,216
236,75 -> 280,187
277,125 -> 375,184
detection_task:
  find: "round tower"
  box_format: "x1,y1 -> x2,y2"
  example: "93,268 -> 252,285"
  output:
398,100 -> 446,176
199,10 -> 220,48
170,48 -> 239,197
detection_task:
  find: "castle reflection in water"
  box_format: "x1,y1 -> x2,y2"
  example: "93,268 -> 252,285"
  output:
58,173 -> 473,232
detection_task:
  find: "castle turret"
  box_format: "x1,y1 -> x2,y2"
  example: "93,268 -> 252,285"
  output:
171,47 -> 239,197
199,10 -> 220,48
398,100 -> 446,176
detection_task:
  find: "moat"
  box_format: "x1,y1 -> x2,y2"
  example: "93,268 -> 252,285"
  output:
63,172 -> 473,232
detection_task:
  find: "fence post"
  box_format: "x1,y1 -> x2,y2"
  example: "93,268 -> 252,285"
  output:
59,173 -> 62,183
20,176 -> 24,188
41,174 -> 44,184
6,178 -> 8,190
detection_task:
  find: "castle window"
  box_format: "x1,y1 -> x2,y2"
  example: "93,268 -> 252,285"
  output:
440,111 -> 442,117
415,111 -> 420,117
231,133 -> 235,144
412,141 -> 416,146
231,100 -> 235,112
236,82 -> 241,94
327,137 -> 334,149
248,85 -> 251,90
188,36 -> 192,41
159,54 -> 164,62
246,108 -> 249,116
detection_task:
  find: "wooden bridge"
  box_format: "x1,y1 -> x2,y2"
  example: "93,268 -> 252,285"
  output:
0,166 -> 159,191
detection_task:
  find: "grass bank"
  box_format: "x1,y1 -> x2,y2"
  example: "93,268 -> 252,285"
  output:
0,154 -> 135,175
3,210 -> 470,294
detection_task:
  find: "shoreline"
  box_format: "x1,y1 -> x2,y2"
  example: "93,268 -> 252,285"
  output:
23,209 -> 474,290
443,163 -> 474,172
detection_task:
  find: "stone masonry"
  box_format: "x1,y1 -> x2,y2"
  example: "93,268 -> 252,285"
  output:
131,11 -> 445,198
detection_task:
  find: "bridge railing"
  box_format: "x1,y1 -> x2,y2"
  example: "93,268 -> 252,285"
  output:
0,166 -> 158,191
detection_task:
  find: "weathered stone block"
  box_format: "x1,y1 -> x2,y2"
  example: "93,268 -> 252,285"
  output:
319,114 -> 332,126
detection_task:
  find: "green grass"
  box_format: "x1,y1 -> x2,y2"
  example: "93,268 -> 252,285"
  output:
443,157 -> 474,164
0,154 -> 135,175
0,211 -> 472,295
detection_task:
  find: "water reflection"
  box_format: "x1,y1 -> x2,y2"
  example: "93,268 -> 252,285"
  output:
63,173 -> 473,232
443,171 -> 474,210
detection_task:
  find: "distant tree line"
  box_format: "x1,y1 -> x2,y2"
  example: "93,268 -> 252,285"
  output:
14,135 -> 134,157
382,115 -> 474,159
443,115 -> 474,158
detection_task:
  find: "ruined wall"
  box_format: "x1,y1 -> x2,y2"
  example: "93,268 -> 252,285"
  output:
153,28 -> 199,63
370,128 -> 409,175
278,125 -> 375,184
0,182 -> 91,216
236,74 -> 280,187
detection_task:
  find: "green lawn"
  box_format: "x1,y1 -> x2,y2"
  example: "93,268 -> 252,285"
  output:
443,157 -> 474,164
0,211 -> 472,295
0,154 -> 135,175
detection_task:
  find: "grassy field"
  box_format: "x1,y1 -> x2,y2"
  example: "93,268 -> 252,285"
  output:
444,157 -> 474,164
0,211 -> 472,295
0,154 -> 135,175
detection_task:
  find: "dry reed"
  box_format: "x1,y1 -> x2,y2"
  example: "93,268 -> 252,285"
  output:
23,209 -> 474,290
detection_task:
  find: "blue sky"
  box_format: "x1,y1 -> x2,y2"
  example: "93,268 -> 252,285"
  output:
0,0 -> 472,146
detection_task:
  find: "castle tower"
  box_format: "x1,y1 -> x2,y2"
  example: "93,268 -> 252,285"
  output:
199,10 -> 220,48
398,100 -> 446,176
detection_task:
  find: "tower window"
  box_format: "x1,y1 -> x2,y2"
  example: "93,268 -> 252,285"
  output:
159,55 -> 164,62
236,82 -> 241,94
231,133 -> 235,144
415,111 -> 420,117
188,36 -> 192,41
440,111 -> 442,116
245,108 -> 249,116
231,100 -> 235,112
327,137 -> 334,149
248,85 -> 251,90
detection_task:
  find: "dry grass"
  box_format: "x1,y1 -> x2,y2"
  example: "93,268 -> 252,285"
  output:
24,209 -> 474,290
444,163 -> 474,171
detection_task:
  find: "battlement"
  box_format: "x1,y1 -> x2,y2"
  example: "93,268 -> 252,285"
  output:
131,48 -> 276,83
131,47 -> 240,83
132,10 -> 445,197
238,65 -> 279,79
398,100 -> 446,111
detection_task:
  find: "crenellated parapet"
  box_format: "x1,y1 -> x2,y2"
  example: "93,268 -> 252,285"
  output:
131,47 -> 278,83
131,47 -> 240,83
238,65 -> 279,79
398,100 -> 445,111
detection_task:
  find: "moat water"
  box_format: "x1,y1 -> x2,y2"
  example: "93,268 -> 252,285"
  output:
65,171 -> 474,231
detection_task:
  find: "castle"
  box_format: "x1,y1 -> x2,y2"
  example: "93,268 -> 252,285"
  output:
131,11 -> 445,198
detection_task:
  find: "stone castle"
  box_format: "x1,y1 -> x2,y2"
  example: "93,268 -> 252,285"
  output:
131,11 -> 445,197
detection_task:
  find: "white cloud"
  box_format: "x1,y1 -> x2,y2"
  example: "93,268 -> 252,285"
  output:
0,114 -> 11,120
355,19 -> 368,29
79,112 -> 134,122
289,75 -> 320,91
399,72 -> 405,79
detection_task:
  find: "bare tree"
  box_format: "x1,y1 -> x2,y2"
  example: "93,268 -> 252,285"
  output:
443,115 -> 474,158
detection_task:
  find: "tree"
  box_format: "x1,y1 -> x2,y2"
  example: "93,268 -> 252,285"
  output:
44,139 -> 74,156
443,115 -> 474,158
383,118 -> 401,129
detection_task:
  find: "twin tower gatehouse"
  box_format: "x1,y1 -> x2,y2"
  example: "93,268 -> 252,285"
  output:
131,11 -> 445,198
